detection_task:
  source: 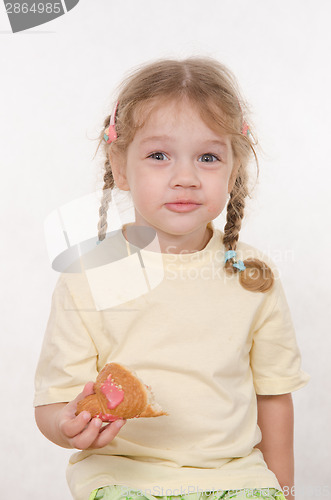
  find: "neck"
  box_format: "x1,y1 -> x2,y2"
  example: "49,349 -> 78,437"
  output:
122,223 -> 213,255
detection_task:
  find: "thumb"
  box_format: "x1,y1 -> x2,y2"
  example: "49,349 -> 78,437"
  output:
65,381 -> 96,421
82,381 -> 95,397
71,381 -> 95,408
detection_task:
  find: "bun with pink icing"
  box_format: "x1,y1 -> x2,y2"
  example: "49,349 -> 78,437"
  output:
76,362 -> 168,421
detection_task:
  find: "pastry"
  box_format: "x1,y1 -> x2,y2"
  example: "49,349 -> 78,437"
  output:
76,362 -> 168,422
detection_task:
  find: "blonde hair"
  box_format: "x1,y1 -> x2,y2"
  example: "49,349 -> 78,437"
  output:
95,57 -> 274,293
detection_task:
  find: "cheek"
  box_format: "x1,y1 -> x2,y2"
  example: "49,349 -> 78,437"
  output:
207,199 -> 227,214
129,176 -> 160,207
205,179 -> 229,213
208,174 -> 229,196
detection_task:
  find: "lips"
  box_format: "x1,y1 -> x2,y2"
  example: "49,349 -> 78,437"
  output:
165,200 -> 201,213
168,199 -> 201,204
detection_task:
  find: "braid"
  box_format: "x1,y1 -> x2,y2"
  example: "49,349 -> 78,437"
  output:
223,168 -> 248,250
97,116 -> 115,242
223,166 -> 274,293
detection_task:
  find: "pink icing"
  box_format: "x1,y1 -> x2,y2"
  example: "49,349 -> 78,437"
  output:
100,374 -> 124,410
96,412 -> 121,422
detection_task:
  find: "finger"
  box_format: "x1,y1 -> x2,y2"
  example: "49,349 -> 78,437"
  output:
82,381 -> 95,397
71,417 -> 105,450
58,382 -> 97,441
64,381 -> 95,418
71,382 -> 95,405
88,419 -> 127,449
60,411 -> 92,439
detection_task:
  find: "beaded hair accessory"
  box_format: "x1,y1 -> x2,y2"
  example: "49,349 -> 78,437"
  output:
104,101 -> 119,143
224,250 -> 246,272
242,121 -> 250,137
238,97 -> 251,137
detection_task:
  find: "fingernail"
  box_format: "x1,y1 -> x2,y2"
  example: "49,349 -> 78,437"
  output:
116,419 -> 126,428
82,412 -> 91,421
94,418 -> 102,428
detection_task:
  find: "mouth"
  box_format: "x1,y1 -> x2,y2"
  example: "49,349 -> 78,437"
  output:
174,199 -> 200,204
165,201 -> 202,213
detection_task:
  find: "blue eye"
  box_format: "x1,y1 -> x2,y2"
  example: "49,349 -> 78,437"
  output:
198,154 -> 220,162
148,152 -> 168,161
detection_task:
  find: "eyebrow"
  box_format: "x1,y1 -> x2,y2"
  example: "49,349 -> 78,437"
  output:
140,136 -> 228,148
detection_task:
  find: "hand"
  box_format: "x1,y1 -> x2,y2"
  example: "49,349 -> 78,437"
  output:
57,382 -> 127,450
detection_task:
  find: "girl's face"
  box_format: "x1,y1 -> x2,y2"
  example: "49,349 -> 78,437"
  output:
111,99 -> 238,252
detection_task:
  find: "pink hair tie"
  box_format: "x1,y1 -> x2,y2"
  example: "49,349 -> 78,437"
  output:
237,100 -> 251,137
242,121 -> 250,137
104,101 -> 119,143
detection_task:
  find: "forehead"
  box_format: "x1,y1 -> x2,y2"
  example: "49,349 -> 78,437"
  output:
133,97 -> 228,140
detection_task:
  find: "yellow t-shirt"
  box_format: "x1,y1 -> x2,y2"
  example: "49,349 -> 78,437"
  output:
34,222 -> 309,500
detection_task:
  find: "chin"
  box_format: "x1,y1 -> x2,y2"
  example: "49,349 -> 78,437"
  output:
158,223 -> 208,236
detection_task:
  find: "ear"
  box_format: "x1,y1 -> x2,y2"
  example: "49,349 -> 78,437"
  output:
228,159 -> 240,194
108,150 -> 130,191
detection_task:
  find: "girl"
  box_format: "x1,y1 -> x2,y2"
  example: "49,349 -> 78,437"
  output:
34,57 -> 309,500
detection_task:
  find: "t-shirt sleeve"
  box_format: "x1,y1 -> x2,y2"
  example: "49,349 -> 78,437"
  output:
34,273 -> 100,407
249,270 -> 310,395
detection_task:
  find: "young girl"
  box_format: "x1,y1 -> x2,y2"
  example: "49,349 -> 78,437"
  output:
34,57 -> 309,500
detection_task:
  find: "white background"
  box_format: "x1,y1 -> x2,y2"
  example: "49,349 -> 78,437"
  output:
1,1 -> 330,499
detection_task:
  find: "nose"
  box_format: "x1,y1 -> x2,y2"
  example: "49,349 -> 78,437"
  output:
169,159 -> 201,188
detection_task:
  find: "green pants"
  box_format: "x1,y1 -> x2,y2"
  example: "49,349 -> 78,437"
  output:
89,485 -> 286,500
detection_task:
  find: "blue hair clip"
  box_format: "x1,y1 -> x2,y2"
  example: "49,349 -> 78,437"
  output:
232,260 -> 246,271
224,250 -> 246,272
224,250 -> 237,263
